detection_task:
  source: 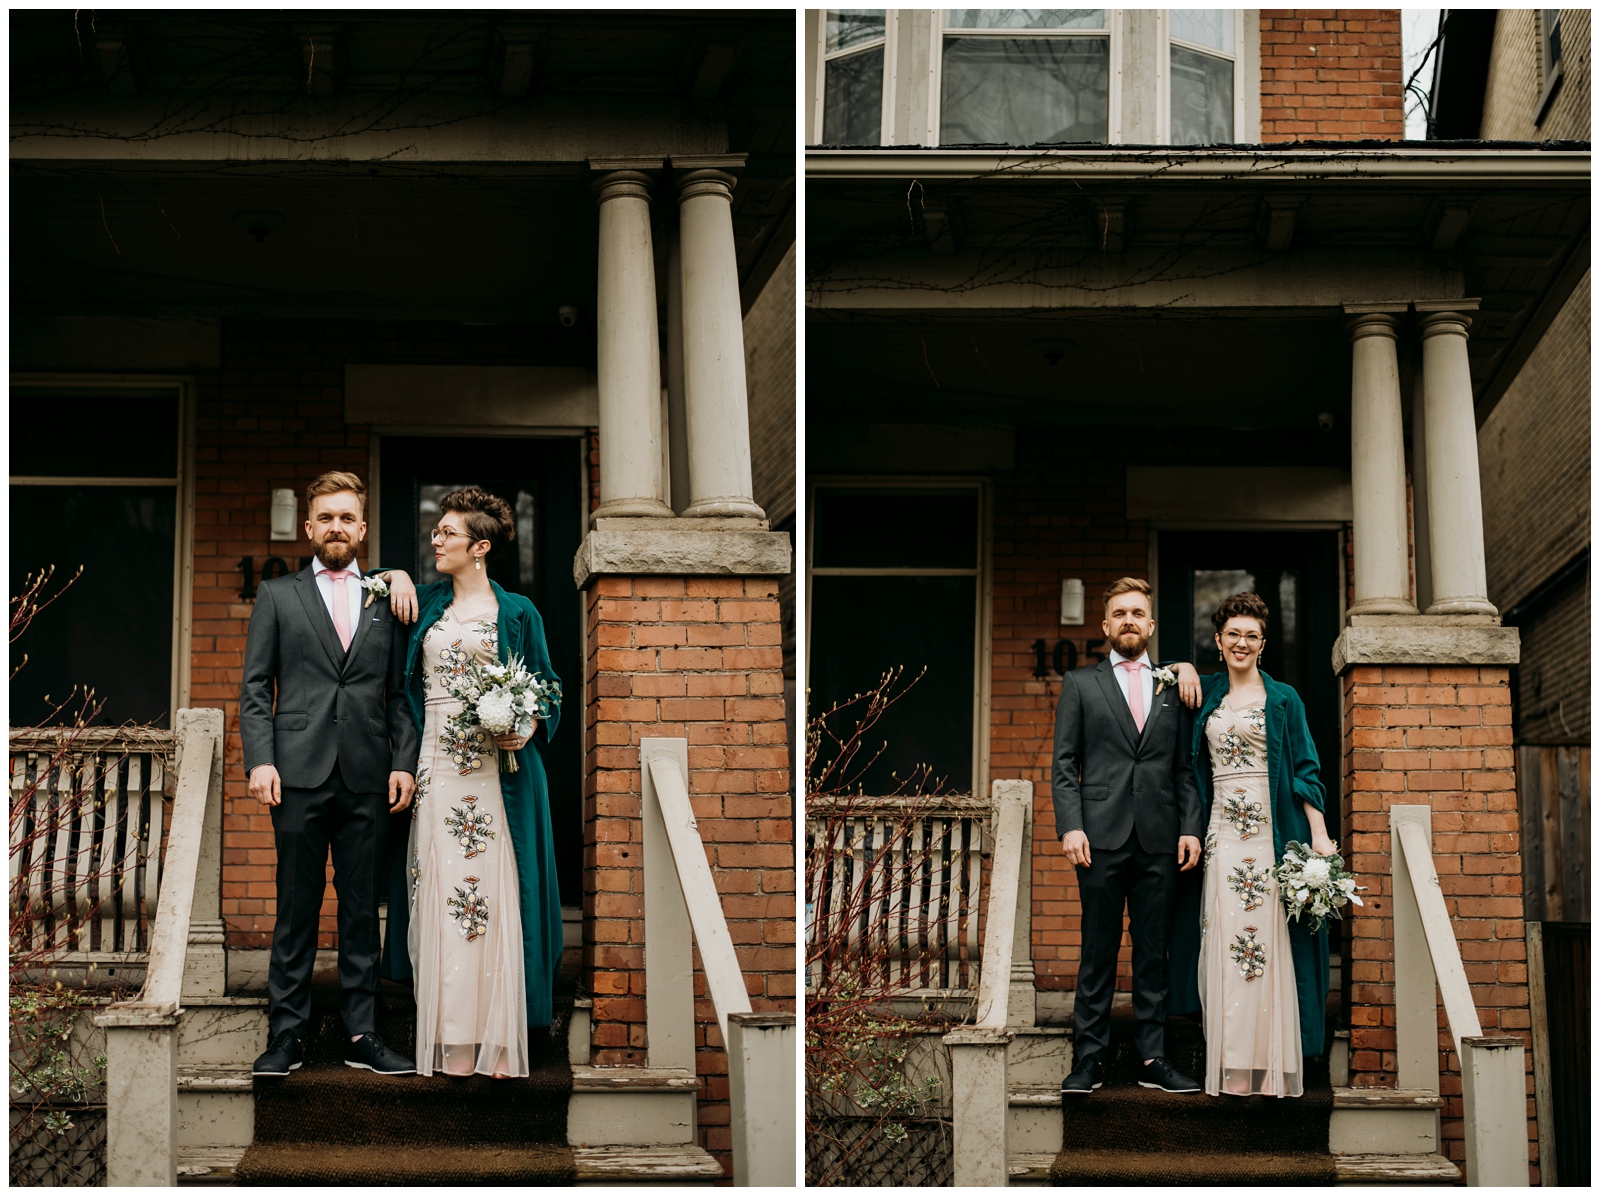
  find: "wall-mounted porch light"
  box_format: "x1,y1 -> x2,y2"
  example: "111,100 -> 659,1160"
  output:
271,489 -> 297,541
1060,578 -> 1085,625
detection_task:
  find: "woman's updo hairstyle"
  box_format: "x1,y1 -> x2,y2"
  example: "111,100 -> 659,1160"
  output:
1211,590 -> 1270,636
438,486 -> 515,556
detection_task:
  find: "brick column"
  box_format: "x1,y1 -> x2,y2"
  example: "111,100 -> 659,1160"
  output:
1336,630 -> 1539,1181
583,572 -> 792,1171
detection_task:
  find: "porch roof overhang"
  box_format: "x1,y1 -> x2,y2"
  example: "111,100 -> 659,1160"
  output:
807,143 -> 1590,426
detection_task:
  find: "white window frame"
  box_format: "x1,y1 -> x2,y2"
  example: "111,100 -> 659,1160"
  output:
928,9 -> 1122,147
812,9 -> 899,146
9,374 -> 198,720
1157,9 -> 1246,145
805,476 -> 993,799
1535,9 -> 1564,125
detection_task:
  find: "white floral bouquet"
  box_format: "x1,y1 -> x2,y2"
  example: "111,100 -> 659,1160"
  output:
1274,841 -> 1365,934
442,653 -> 560,773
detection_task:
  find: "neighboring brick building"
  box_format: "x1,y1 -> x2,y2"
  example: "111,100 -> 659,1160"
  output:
807,6 -> 1587,1183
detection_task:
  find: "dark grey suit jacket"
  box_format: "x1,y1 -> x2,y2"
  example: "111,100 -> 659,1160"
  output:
240,566 -> 419,792
1051,659 -> 1203,854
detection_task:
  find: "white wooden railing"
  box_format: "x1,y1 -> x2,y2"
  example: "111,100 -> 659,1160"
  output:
92,708 -> 226,1187
641,738 -> 795,1186
804,793 -> 992,1000
1390,804 -> 1528,1187
943,779 -> 1032,1188
9,727 -> 177,964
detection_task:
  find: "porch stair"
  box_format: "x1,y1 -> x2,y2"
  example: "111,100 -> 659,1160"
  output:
233,978 -> 575,1185
1047,1007 -> 1339,1186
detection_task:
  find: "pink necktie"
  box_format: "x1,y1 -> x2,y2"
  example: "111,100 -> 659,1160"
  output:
325,569 -> 354,651
1119,660 -> 1146,731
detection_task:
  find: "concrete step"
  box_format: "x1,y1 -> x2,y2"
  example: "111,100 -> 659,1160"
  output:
178,1066 -> 254,1151
1008,1150 -> 1057,1186
574,1145 -> 725,1186
568,1066 -> 700,1148
1334,1153 -> 1461,1184
176,1146 -> 245,1185
178,997 -> 268,1069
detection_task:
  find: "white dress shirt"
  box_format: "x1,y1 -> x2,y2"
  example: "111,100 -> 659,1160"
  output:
1108,646 -> 1155,719
312,556 -> 363,634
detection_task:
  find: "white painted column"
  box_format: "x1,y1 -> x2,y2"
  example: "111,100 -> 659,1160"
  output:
1344,308 -> 1417,616
675,158 -> 766,520
1417,302 -> 1497,615
592,163 -> 673,522
1410,353 -> 1434,613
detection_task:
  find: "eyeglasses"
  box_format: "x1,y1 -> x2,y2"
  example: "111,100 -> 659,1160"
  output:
1221,630 -> 1264,647
429,526 -> 474,544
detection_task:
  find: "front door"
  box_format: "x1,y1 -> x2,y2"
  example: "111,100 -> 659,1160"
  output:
378,435 -> 585,905
1157,528 -> 1343,950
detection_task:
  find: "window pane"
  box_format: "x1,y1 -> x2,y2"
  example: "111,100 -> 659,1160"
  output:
10,486 -> 176,728
824,46 -> 884,145
10,388 -> 179,478
942,36 -> 1108,144
827,9 -> 886,53
1171,44 -> 1234,144
1170,9 -> 1234,53
946,9 -> 1106,30
1191,567 -> 1301,689
809,575 -> 976,796
812,490 -> 977,569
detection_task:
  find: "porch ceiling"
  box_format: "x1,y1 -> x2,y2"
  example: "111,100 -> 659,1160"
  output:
10,9 -> 795,323
807,311 -> 1354,432
807,146 -> 1589,423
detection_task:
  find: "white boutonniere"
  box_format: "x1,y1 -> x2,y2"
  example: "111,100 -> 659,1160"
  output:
1152,665 -> 1178,695
361,574 -> 389,609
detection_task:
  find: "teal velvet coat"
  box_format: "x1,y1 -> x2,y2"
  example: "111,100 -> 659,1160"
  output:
379,580 -> 565,1027
1167,669 -> 1330,1060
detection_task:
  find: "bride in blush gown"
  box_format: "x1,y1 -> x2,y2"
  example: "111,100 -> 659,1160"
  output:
382,485 -> 565,1079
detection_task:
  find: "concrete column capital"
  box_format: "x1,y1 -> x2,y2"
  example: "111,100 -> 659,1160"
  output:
1417,310 -> 1474,339
676,169 -> 739,204
592,170 -> 657,205
1346,311 -> 1401,341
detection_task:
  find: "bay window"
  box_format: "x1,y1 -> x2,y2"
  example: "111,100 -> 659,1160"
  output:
940,9 -> 1113,145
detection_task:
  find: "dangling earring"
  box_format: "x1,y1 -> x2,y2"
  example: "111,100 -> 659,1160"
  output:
474,555 -> 481,571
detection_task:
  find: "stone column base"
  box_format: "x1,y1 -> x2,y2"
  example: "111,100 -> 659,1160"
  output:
1333,613 -> 1519,673
573,517 -> 791,589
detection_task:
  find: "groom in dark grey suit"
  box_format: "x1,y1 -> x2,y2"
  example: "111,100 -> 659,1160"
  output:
241,471 -> 420,1078
1053,576 -> 1204,1095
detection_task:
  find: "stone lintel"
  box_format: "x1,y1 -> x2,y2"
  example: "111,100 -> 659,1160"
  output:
1332,615 -> 1519,673
670,153 -> 747,173
1341,301 -> 1411,315
588,156 -> 666,174
573,518 -> 790,589
942,1028 -> 1013,1046
1412,296 -> 1482,312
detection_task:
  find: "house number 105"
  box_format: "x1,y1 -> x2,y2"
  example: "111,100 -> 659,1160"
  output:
1031,637 -> 1107,678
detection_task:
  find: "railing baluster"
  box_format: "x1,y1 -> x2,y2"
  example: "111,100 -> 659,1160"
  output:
98,755 -> 122,954
52,755 -> 77,950
26,755 -> 48,951
144,754 -> 167,946
120,755 -> 144,952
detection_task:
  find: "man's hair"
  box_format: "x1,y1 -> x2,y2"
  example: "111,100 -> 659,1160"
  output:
1103,576 -> 1153,613
305,471 -> 367,516
1211,590 -> 1270,635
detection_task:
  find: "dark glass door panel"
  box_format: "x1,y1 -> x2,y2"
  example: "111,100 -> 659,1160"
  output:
379,436 -> 585,905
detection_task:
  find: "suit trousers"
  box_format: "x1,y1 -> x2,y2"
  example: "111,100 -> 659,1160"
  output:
267,770 -> 387,1039
1073,830 -> 1179,1065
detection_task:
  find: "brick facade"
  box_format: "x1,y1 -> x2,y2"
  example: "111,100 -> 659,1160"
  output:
1480,8 -> 1590,143
1260,10 -> 1404,141
583,575 -> 793,1171
1340,665 -> 1538,1181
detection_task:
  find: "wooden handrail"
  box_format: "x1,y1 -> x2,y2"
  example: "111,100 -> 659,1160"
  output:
972,783 -> 1028,1029
1392,815 -> 1482,1057
646,756 -> 752,1044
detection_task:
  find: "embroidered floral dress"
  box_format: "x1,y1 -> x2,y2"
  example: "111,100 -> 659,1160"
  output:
407,605 -> 527,1077
1198,694 -> 1303,1097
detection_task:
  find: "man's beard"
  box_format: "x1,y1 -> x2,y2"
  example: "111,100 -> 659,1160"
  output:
315,536 -> 357,570
1112,627 -> 1150,659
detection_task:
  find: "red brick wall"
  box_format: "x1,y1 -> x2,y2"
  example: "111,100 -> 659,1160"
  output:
1340,665 -> 1539,1182
989,459 -> 1152,991
1261,10 -> 1405,141
583,575 -> 793,1174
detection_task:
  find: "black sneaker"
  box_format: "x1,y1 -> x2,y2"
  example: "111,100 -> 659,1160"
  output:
1061,1055 -> 1104,1095
1138,1056 -> 1201,1093
344,1031 -> 416,1075
253,1030 -> 303,1077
